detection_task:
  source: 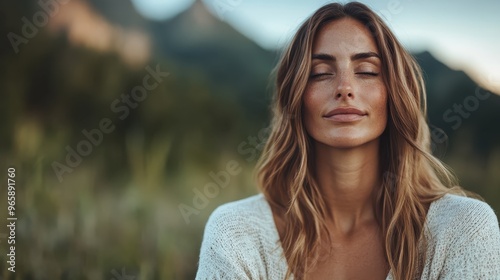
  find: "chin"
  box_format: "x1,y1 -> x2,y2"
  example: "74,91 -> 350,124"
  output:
328,139 -> 367,149
319,135 -> 380,149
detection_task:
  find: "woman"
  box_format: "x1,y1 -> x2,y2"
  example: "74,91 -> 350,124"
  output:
196,2 -> 500,279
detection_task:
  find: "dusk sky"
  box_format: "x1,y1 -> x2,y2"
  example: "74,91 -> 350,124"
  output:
130,0 -> 500,92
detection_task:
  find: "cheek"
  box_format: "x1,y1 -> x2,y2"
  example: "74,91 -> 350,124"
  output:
302,90 -> 323,136
370,87 -> 388,125
303,81 -> 333,115
303,90 -> 319,121
302,99 -> 313,132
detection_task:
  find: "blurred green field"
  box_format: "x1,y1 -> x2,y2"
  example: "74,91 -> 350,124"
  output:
1,137 -> 260,279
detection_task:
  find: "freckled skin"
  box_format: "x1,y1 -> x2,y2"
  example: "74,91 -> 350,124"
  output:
298,18 -> 390,279
303,18 -> 388,149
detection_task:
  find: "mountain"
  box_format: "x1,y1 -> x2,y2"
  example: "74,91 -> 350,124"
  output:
87,0 -> 278,118
415,51 -> 500,156
147,0 -> 278,117
86,0 -> 149,28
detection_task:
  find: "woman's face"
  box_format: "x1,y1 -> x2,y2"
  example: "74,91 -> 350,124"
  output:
303,17 -> 387,149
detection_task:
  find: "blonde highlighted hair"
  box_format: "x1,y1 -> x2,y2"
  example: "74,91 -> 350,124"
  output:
257,2 -> 467,279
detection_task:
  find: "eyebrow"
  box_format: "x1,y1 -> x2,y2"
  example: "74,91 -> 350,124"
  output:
311,51 -> 380,62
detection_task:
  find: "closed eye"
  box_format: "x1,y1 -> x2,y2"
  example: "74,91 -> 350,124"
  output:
356,72 -> 379,76
309,73 -> 334,80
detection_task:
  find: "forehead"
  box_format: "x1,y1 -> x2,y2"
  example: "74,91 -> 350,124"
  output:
312,17 -> 379,55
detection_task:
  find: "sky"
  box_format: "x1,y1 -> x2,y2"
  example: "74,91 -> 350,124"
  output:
130,0 -> 500,92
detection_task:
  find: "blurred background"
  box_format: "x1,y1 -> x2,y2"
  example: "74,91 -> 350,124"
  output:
0,0 -> 499,279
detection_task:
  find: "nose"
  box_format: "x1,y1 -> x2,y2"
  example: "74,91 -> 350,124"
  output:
335,71 -> 354,100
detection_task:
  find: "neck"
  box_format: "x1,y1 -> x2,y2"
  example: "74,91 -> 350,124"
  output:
314,139 -> 382,235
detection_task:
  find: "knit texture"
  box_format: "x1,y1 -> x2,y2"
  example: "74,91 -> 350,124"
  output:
196,194 -> 500,279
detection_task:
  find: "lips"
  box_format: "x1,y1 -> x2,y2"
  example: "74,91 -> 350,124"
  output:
323,107 -> 367,122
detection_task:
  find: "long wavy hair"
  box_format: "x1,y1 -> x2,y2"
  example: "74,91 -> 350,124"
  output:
256,2 -> 466,279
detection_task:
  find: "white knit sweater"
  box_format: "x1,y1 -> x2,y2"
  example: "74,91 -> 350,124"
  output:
196,193 -> 500,279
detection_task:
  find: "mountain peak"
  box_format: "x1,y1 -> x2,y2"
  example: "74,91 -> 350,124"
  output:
176,0 -> 218,29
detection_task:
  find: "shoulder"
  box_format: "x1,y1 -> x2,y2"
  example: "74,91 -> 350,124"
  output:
205,194 -> 272,236
423,194 -> 500,277
201,193 -> 280,255
197,194 -> 286,279
426,194 -> 499,236
210,193 -> 269,219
